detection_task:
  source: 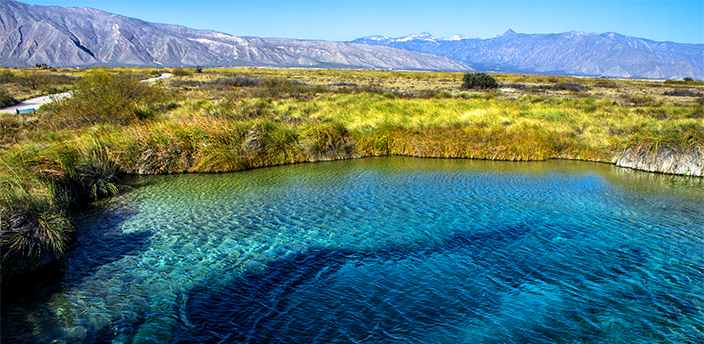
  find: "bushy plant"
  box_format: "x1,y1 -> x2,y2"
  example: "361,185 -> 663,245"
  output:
172,67 -> 191,77
552,82 -> 586,92
664,89 -> 702,97
46,71 -> 168,127
0,70 -> 15,84
0,89 -> 18,108
461,73 -> 499,90
214,76 -> 261,88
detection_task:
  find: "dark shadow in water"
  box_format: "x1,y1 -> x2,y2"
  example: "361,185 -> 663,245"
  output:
166,224 -> 531,343
0,202 -> 153,343
163,220 -> 704,344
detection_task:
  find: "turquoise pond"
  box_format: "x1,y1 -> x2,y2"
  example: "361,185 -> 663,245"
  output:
2,157 -> 704,343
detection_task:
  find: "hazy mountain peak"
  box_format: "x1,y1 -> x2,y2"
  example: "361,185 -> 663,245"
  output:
447,34 -> 476,41
357,32 -> 478,44
397,32 -> 436,42
354,29 -> 704,79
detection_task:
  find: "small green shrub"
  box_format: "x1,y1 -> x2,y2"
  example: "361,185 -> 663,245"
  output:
214,76 -> 261,88
461,73 -> 499,90
552,82 -> 587,92
664,89 -> 702,97
172,67 -> 191,77
0,89 -> 18,108
623,94 -> 653,106
133,106 -> 158,121
0,70 -> 16,84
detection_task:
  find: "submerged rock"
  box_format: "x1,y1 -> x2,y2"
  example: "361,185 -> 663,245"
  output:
612,145 -> 704,176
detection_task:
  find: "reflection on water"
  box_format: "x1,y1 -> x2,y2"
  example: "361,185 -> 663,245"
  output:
2,158 -> 703,343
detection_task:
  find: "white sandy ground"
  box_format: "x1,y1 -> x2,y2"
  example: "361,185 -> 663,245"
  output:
0,73 -> 172,114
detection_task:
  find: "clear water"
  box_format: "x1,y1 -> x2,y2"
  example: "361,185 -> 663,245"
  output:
2,157 -> 703,344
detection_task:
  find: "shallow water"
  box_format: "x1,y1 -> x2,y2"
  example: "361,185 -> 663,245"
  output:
2,157 -> 703,343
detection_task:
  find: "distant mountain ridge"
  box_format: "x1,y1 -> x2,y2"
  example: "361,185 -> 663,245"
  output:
352,30 -> 704,80
2,0 -> 702,80
0,0 -> 469,71
598,32 -> 704,72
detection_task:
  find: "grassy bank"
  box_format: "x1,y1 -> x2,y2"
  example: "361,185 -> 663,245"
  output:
1,67 -> 703,281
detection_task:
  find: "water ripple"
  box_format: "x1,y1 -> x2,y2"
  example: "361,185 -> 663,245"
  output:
1,158 -> 702,343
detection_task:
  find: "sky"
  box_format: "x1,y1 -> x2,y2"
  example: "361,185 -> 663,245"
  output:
21,0 -> 704,44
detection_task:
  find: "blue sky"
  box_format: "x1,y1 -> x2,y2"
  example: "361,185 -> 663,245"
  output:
22,0 -> 704,44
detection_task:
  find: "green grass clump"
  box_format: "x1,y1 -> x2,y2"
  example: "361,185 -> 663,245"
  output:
0,164 -> 72,282
74,140 -> 120,200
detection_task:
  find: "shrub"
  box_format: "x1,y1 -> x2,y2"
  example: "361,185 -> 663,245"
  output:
46,71 -> 168,127
664,89 -> 702,97
461,73 -> 499,90
623,94 -> 653,106
552,82 -> 586,92
0,89 -> 18,108
172,67 -> 191,77
215,76 -> 261,87
0,70 -> 15,84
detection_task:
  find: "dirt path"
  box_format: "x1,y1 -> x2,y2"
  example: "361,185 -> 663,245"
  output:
0,73 -> 172,114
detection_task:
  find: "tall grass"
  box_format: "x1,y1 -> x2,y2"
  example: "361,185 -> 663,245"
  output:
74,140 -> 120,200
0,162 -> 72,281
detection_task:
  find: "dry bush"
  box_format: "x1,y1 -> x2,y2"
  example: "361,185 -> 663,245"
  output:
45,71 -> 168,127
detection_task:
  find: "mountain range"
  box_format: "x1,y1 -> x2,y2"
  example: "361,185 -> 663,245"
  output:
0,0 -> 468,71
1,0 -> 702,79
352,31 -> 704,79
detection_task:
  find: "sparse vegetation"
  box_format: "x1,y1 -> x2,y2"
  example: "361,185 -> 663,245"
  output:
1,67 -> 703,282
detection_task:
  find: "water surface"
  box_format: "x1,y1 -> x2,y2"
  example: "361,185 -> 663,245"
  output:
2,158 -> 703,343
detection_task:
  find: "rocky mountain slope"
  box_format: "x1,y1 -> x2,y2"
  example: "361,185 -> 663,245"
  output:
0,0 -> 469,71
598,32 -> 704,72
352,31 -> 704,80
